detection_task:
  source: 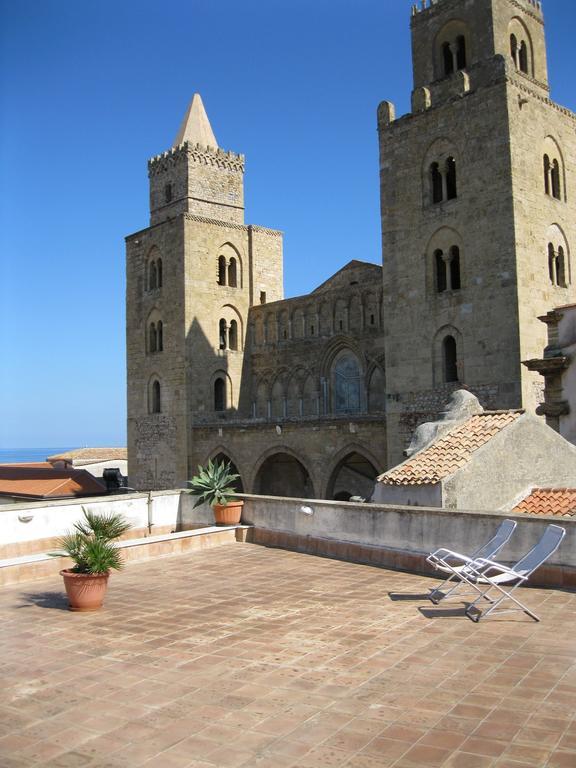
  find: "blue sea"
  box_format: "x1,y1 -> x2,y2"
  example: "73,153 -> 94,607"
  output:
0,448 -> 77,464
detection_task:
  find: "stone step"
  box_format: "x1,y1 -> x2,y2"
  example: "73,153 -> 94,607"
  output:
0,526 -> 251,586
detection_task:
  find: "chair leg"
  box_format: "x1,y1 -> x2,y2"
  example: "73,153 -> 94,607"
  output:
465,581 -> 540,622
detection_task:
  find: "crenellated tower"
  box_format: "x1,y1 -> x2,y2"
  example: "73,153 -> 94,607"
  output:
126,95 -> 283,490
379,0 -> 575,466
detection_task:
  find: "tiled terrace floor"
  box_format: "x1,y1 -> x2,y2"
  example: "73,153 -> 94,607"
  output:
1,543 -> 575,768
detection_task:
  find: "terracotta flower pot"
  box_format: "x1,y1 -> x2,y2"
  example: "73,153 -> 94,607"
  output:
60,569 -> 110,612
213,500 -> 244,526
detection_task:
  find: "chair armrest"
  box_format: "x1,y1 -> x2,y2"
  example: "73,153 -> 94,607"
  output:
427,548 -> 473,565
467,558 -> 527,582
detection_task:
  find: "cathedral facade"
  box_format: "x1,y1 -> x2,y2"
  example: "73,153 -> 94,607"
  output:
126,0 -> 574,496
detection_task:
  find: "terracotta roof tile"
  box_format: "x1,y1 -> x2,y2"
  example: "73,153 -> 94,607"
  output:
0,466 -> 106,499
513,488 -> 576,517
378,411 -> 523,486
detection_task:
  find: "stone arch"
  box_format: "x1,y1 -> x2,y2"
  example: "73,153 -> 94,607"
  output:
425,227 -> 465,294
324,446 -> 381,501
146,307 -> 164,354
319,300 -> 332,336
211,370 -> 233,411
217,242 -> 243,289
217,305 -> 243,351
367,363 -> 386,413
286,368 -> 307,417
292,307 -> 305,339
253,314 -> 265,346
252,447 -> 315,499
334,298 -> 348,333
322,343 -> 365,415
146,246 -> 162,292
349,293 -> 362,331
434,19 -> 472,80
254,376 -> 269,418
278,310 -> 289,341
207,447 -> 245,493
264,312 -> 277,344
147,374 -> 163,414
422,137 -> 461,206
508,17 -> 534,77
545,223 -> 571,288
432,325 -> 464,386
302,373 -> 319,416
270,371 -> 288,419
363,291 -> 381,329
543,136 -> 567,202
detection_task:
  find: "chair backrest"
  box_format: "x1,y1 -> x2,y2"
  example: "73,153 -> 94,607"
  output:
513,524 -> 566,577
473,519 -> 517,561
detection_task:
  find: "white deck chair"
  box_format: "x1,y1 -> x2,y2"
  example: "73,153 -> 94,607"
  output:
427,519 -> 517,604
462,524 -> 566,622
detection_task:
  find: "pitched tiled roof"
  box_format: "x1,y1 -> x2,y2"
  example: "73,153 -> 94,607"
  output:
0,466 -> 106,499
378,411 -> 523,486
513,488 -> 576,517
47,448 -> 127,463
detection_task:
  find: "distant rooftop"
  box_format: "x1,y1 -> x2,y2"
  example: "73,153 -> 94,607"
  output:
47,447 -> 127,463
378,410 -> 524,485
0,465 -> 106,500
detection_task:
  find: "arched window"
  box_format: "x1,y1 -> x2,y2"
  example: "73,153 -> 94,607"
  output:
543,155 -> 551,196
228,258 -> 237,288
450,246 -> 461,290
456,36 -> 466,70
214,378 -> 226,411
149,322 -> 157,353
151,380 -> 161,414
333,353 -> 362,414
446,157 -> 457,200
149,261 -> 158,291
157,258 -> 163,288
217,256 -> 226,286
519,40 -> 528,74
510,34 -> 518,67
229,319 -> 238,351
430,162 -> 443,204
443,336 -> 458,383
551,160 -> 561,200
219,319 -> 227,350
442,42 -> 454,76
164,183 -> 173,203
435,250 -> 447,293
157,320 -> 163,352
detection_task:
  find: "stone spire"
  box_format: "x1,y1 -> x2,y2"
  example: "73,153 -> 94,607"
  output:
173,93 -> 218,149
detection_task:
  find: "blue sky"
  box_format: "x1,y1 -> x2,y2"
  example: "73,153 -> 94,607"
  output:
0,0 -> 574,448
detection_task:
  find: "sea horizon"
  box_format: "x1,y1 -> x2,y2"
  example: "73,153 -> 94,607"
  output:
0,447 -> 83,464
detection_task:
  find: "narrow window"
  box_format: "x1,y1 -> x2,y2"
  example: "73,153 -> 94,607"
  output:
217,256 -> 226,286
157,320 -> 163,352
543,155 -> 551,196
229,320 -> 238,350
450,246 -> 461,290
443,336 -> 458,383
442,42 -> 454,76
510,34 -> 518,67
149,322 -> 157,353
219,319 -> 227,350
435,250 -> 447,293
228,258 -> 237,288
149,261 -> 157,290
430,162 -> 443,204
456,36 -> 466,70
152,380 -> 161,414
164,183 -> 173,203
157,259 -> 163,288
310,324 -> 315,336
260,291 -> 267,304
557,246 -> 566,288
446,157 -> 457,200
214,378 -> 226,411
370,314 -> 375,325
551,160 -> 561,200
519,40 -> 528,74
548,243 -> 556,285
339,320 -> 343,331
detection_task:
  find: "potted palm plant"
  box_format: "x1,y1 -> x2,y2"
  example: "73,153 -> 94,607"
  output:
51,508 -> 132,612
188,459 -> 243,525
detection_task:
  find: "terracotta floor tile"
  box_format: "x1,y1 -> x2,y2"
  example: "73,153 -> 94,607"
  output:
0,545 -> 574,768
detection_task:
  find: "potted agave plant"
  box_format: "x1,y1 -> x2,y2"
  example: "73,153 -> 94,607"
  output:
188,459 -> 243,525
51,508 -> 132,612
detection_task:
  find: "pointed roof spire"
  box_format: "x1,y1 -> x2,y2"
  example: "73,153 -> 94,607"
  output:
173,93 -> 218,149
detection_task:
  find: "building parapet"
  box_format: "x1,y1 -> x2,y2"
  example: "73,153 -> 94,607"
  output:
148,142 -> 245,177
411,0 -> 543,24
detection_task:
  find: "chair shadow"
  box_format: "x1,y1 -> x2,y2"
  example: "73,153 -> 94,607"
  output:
17,591 -> 70,611
388,592 -> 432,602
418,605 -> 468,619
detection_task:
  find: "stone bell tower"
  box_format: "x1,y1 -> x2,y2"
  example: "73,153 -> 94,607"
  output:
126,95 -> 283,490
378,0 -> 575,466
